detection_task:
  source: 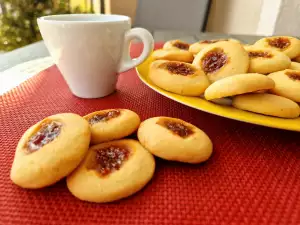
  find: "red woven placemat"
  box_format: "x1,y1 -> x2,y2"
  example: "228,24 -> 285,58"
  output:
0,43 -> 299,225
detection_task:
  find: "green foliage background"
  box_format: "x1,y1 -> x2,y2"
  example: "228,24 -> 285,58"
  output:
0,0 -> 92,52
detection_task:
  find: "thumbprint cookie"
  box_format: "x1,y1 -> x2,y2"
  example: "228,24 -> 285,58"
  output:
200,94 -> 233,106
192,41 -> 249,82
204,73 -> 274,100
152,49 -> 194,63
163,39 -> 190,51
189,38 -> 240,55
254,36 -> 300,59
209,97 -> 233,106
268,69 -> 300,102
245,46 -> 291,74
149,60 -> 210,96
242,44 -> 252,48
137,117 -> 213,164
84,109 -> 140,144
67,139 -> 155,203
10,113 -> 91,189
232,93 -> 300,118
289,62 -> 300,71
293,55 -> 300,63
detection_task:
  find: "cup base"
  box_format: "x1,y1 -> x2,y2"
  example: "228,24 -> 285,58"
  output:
70,88 -> 116,99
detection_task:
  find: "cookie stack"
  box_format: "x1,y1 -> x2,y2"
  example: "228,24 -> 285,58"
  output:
150,36 -> 300,118
10,110 -> 212,203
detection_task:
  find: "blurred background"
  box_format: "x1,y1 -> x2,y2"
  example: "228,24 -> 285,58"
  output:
1,0 -> 299,52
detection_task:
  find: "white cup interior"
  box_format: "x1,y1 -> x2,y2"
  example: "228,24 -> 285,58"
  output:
39,14 -> 130,23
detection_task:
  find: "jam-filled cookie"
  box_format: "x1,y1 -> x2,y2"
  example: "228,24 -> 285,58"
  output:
10,113 -> 91,189
268,69 -> 300,102
163,39 -> 190,51
254,36 -> 300,59
192,41 -> 249,82
233,93 -> 300,118
209,98 -> 233,106
84,109 -> 140,144
189,38 -> 240,55
242,44 -> 252,48
204,73 -> 275,100
293,55 -> 300,63
137,117 -> 213,164
149,60 -> 210,96
289,62 -> 300,70
67,139 -> 155,203
152,49 -> 194,63
200,94 -> 233,106
245,46 -> 291,74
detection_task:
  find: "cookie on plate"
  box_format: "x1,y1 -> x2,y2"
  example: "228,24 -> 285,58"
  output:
163,39 -> 190,51
268,69 -> 300,102
137,117 -> 213,164
84,109 -> 140,144
200,94 -> 233,106
289,62 -> 300,70
67,139 -> 155,203
152,49 -> 194,63
293,55 -> 300,63
245,46 -> 291,74
242,44 -> 252,48
149,60 -> 210,96
189,38 -> 240,55
232,93 -> 300,118
192,41 -> 249,82
204,73 -> 274,100
209,97 -> 233,106
254,36 -> 300,59
10,113 -> 91,189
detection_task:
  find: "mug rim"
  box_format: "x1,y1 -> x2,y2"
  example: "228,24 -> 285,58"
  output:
38,14 -> 130,23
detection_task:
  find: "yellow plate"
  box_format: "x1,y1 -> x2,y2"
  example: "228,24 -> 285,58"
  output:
136,56 -> 300,132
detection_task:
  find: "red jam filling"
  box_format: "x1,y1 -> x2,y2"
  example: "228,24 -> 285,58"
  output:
248,51 -> 272,58
157,119 -> 194,138
200,39 -> 227,44
201,49 -> 228,73
173,41 -> 190,50
89,110 -> 120,125
27,121 -> 62,152
285,71 -> 300,81
160,62 -> 195,75
89,146 -> 130,176
267,37 -> 290,49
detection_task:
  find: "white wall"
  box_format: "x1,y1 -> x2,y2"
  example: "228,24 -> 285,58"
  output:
273,0 -> 300,36
72,0 -> 300,37
256,0 -> 282,36
108,0 -> 137,24
207,0 -> 300,36
207,0 -> 263,35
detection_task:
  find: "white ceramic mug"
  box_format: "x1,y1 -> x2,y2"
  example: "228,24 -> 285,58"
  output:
37,14 -> 154,98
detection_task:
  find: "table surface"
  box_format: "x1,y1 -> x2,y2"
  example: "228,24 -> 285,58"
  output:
1,43 -> 299,225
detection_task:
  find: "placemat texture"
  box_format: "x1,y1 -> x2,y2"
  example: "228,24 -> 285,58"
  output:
0,43 -> 299,225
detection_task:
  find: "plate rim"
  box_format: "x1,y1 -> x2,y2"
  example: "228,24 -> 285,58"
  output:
135,57 -> 300,132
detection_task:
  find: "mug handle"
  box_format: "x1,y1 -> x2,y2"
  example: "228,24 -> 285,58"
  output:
118,28 -> 154,73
